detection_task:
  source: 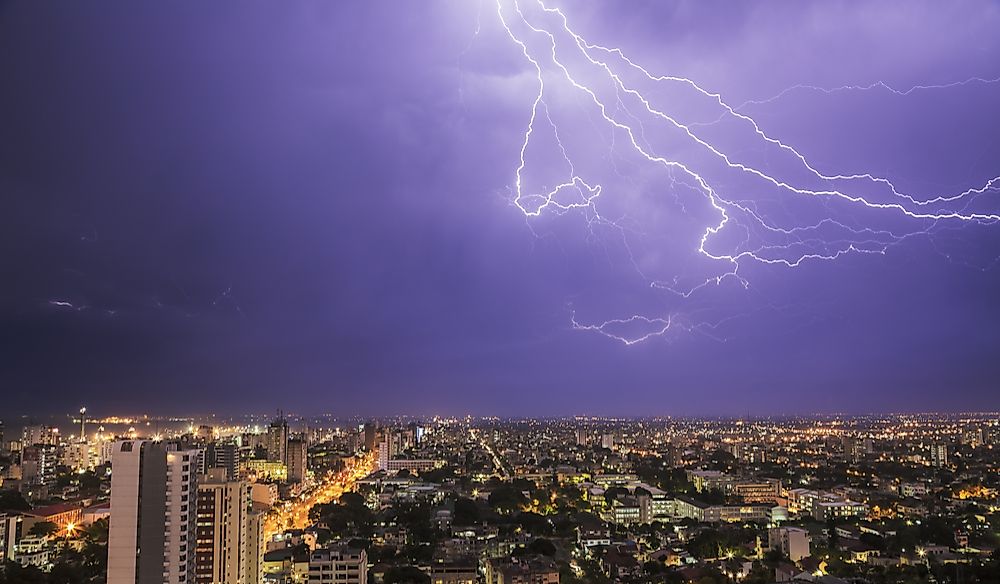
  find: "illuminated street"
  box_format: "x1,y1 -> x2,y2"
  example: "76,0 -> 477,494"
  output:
263,451 -> 377,539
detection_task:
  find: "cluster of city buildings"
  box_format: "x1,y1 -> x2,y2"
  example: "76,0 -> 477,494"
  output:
1,412 -> 998,584
0,411 -> 373,584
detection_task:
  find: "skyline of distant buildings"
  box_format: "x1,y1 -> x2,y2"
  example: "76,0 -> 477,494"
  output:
0,409 -> 998,583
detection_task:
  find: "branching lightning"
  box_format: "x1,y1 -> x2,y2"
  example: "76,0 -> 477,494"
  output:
488,0 -> 1000,344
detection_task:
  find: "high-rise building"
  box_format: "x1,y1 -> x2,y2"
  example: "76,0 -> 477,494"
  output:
21,425 -> 59,447
575,427 -> 588,446
842,436 -> 861,462
600,433 -> 615,450
363,423 -> 377,452
266,418 -> 289,465
246,509 -> 265,584
21,444 -> 58,486
308,545 -> 368,584
61,441 -> 96,472
204,441 -> 239,480
107,441 -> 199,584
961,428 -> 984,448
286,438 -> 308,484
0,514 -> 22,564
929,443 -> 949,468
194,469 -> 254,584
196,426 -> 215,443
377,432 -> 401,471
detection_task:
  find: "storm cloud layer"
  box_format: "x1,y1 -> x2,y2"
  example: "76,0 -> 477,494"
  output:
2,1 -> 999,416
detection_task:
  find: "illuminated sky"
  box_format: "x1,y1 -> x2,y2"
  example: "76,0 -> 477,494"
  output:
2,1 -> 999,416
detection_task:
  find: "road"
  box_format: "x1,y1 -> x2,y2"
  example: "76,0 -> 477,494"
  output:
262,451 -> 376,539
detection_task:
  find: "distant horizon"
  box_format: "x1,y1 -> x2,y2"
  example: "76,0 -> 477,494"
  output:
4,408 -> 998,426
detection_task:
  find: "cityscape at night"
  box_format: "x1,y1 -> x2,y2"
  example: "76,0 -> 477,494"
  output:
2,1 -> 1000,584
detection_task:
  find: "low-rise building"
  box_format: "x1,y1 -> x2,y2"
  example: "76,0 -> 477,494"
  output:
308,544 -> 368,584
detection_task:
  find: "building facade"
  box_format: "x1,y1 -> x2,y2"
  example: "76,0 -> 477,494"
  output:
307,545 -> 367,584
107,440 -> 199,584
195,469 -> 255,584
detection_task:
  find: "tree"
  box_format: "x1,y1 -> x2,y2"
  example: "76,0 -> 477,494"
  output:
453,497 -> 480,526
515,512 -> 553,536
29,521 -> 59,538
603,486 -> 629,506
0,490 -> 30,512
83,518 -> 109,544
418,466 -> 455,484
488,486 -> 526,514
0,562 -> 48,584
311,493 -> 374,537
527,537 -> 557,556
340,492 -> 366,509
383,565 -> 430,584
762,548 -> 786,568
642,560 -> 666,575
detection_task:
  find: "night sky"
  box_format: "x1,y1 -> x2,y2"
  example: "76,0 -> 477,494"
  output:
2,1 -> 1000,417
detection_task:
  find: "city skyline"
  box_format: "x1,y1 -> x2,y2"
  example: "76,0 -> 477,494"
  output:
3,1 -> 1000,416
3,3 -> 999,584
1,410 -> 997,583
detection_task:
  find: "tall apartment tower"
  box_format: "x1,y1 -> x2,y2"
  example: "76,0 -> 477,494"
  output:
0,514 -> 21,564
929,443 -> 949,468
108,441 -> 199,584
363,422 -> 377,452
286,438 -> 308,483
842,436 -> 861,463
575,427 -> 589,446
195,469 -> 255,584
204,441 -> 239,480
377,432 -> 400,471
266,417 -> 289,465
246,510 -> 265,584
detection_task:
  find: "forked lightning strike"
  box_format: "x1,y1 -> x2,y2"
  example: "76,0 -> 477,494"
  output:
492,0 -> 1000,344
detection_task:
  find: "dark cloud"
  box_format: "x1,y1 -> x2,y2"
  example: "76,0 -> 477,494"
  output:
1,0 -> 998,417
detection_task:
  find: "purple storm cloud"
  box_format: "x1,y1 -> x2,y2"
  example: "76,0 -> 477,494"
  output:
1,0 -> 999,415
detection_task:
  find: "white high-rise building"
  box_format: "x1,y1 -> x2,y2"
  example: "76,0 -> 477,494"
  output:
108,441 -> 199,584
0,514 -> 21,564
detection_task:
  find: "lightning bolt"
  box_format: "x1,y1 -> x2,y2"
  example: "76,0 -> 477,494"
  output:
735,75 -> 1000,110
489,0 -> 1000,344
